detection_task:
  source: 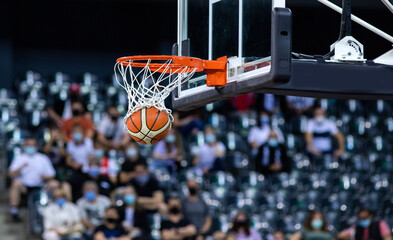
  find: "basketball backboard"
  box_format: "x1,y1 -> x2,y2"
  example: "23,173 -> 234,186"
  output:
172,0 -> 292,110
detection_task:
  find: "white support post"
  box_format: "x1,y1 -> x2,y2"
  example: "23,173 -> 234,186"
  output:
317,0 -> 393,44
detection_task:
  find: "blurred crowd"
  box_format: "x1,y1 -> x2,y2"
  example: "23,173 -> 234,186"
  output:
6,82 -> 393,240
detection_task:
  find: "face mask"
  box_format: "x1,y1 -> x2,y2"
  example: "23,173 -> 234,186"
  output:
165,135 -> 176,143
106,217 -> 118,224
315,115 -> 325,124
268,138 -> 279,148
89,166 -> 100,177
56,198 -> 66,207
358,219 -> 371,228
235,219 -> 248,227
124,194 -> 136,204
205,133 -> 216,143
94,149 -> 104,158
260,116 -> 270,125
72,109 -> 81,116
126,147 -> 138,158
85,191 -> 96,201
188,187 -> 198,196
110,115 -> 118,121
169,207 -> 181,215
135,174 -> 149,185
73,132 -> 83,142
311,219 -> 324,229
25,146 -> 37,155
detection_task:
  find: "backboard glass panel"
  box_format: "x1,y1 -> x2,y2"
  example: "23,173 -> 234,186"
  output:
173,0 -> 291,110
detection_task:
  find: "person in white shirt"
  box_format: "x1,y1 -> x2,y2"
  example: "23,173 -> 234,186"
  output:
248,111 -> 284,157
305,107 -> 345,159
76,181 -> 111,238
42,189 -> 84,240
65,124 -> 94,201
8,138 -> 56,222
97,106 -> 125,150
193,126 -> 226,174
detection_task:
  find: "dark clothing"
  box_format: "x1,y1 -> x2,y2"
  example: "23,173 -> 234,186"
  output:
355,221 -> 383,240
129,175 -> 160,197
161,218 -> 194,240
87,175 -> 115,197
66,171 -> 89,202
94,224 -> 128,238
117,206 -> 151,237
255,143 -> 290,175
121,159 -> 138,173
182,198 -> 209,232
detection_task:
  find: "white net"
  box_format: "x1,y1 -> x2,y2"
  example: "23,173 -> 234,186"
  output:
114,58 -> 198,125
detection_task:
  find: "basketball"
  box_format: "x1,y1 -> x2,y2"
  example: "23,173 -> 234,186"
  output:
126,106 -> 171,144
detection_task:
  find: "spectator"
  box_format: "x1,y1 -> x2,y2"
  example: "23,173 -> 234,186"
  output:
290,210 -> 333,240
42,189 -> 83,240
97,106 -> 125,150
228,93 -> 256,112
117,186 -> 151,240
337,208 -> 392,240
227,211 -> 262,240
255,93 -> 280,114
160,196 -> 197,240
43,124 -> 67,172
152,128 -> 183,174
118,141 -> 144,186
173,109 -> 204,137
87,158 -> 115,197
77,181 -> 111,239
305,107 -> 345,160
93,206 -> 130,240
193,126 -> 226,174
182,179 -> 212,239
255,130 -> 290,176
285,96 -> 315,117
272,231 -> 286,240
129,161 -> 164,212
65,124 -> 94,201
248,111 -> 284,157
61,101 -> 94,140
47,82 -> 83,127
8,138 -> 56,221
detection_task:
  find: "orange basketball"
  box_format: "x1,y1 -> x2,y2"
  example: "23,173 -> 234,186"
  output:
126,106 -> 171,144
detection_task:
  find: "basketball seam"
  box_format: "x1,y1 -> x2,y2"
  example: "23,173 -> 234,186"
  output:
141,109 -> 161,142
129,114 -> 141,132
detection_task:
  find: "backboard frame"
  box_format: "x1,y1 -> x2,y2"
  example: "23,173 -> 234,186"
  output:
172,0 -> 292,111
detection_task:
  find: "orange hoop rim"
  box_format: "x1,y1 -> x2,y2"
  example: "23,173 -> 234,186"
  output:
116,55 -> 205,73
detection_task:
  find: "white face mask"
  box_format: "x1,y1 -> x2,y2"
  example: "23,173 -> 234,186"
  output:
315,115 -> 325,124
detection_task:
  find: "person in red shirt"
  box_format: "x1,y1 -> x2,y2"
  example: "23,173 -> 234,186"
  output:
61,101 -> 94,140
337,208 -> 392,240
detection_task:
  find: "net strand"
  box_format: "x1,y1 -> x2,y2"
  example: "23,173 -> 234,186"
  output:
114,58 -> 197,129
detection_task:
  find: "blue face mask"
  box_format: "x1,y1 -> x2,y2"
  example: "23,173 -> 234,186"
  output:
165,135 -> 176,143
25,146 -> 37,155
311,219 -> 324,229
136,174 -> 149,185
56,198 -> 66,207
268,138 -> 279,148
205,133 -> 216,143
73,132 -> 83,142
124,194 -> 136,204
94,149 -> 104,158
89,166 -> 100,177
126,147 -> 138,158
85,191 -> 96,201
260,116 -> 270,125
358,219 -> 371,228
